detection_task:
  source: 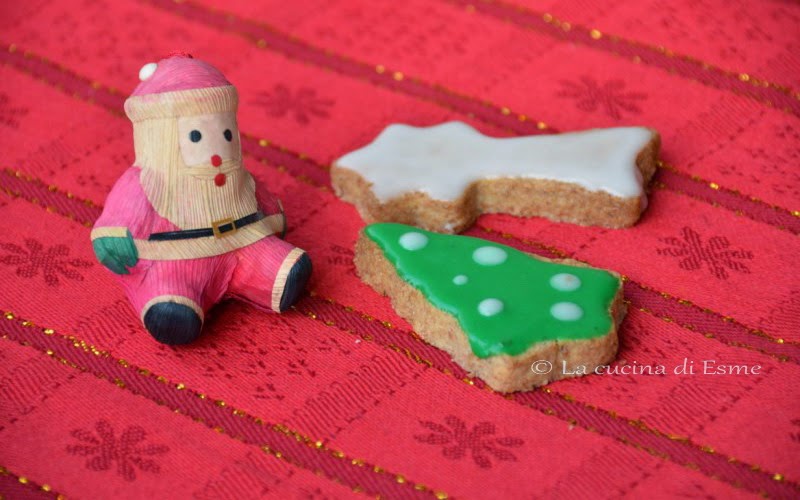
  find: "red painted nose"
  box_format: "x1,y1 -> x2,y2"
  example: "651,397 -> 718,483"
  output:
211,155 -> 222,167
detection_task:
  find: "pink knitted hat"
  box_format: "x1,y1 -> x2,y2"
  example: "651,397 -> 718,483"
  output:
124,53 -> 238,123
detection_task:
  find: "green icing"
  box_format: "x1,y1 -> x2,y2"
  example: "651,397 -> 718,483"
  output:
365,223 -> 621,358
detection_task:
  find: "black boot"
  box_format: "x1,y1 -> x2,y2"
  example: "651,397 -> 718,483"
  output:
279,253 -> 312,312
143,302 -> 203,345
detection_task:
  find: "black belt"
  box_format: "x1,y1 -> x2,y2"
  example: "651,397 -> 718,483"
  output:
148,212 -> 265,241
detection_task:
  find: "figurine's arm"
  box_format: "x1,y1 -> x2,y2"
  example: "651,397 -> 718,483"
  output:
90,167 -> 151,274
252,171 -> 287,238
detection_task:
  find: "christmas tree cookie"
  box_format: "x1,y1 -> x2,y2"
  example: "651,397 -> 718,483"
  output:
355,223 -> 626,392
333,121 -> 660,233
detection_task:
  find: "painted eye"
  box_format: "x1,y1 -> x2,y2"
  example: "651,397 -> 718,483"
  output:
190,130 -> 202,142
224,129 -> 233,142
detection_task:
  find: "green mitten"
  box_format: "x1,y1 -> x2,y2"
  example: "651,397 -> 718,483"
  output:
92,230 -> 139,275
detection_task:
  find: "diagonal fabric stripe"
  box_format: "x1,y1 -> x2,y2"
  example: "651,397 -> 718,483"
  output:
443,0 -> 800,118
0,44 -> 795,347
124,2 -> 800,233
0,465 -> 55,499
293,296 -> 799,497
2,165 -> 795,495
3,311 -> 798,498
1,42 -> 792,492
654,167 -> 798,233
3,163 -> 793,363
3,41 -> 797,233
0,318 -> 443,499
464,226 -> 798,362
0,169 -> 102,226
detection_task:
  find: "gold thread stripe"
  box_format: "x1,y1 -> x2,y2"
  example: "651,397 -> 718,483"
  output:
471,225 -> 796,349
0,313 -> 448,500
1,173 -> 794,493
2,307 -> 794,497
0,168 -> 100,227
468,0 -> 800,103
3,157 -> 792,492
0,34 -> 796,422
116,4 -> 800,217
3,42 -> 797,226
1,152 -> 792,352
292,298 -> 796,495
0,44 -> 788,344
128,0 -> 800,221
0,464 -> 64,499
305,284 -> 792,416
1,25 -> 792,500
3,159 -> 791,351
3,44 -> 126,117
658,161 -> 798,216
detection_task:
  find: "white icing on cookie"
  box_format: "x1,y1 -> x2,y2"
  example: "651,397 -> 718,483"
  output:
473,246 -> 507,266
551,302 -> 583,321
398,231 -> 428,251
550,273 -> 581,292
453,274 -> 468,285
335,121 -> 653,201
478,298 -> 504,317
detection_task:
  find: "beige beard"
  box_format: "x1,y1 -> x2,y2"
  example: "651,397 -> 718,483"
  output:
140,159 -> 259,230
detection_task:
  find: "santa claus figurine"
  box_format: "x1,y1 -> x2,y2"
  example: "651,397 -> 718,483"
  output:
91,53 -> 312,345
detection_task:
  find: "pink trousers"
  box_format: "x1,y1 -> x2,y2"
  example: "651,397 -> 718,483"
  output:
117,235 -> 303,321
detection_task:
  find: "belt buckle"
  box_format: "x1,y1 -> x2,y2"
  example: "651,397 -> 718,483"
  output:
211,217 -> 236,238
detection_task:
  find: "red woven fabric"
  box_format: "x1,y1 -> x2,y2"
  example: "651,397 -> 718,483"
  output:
1,0 -> 798,498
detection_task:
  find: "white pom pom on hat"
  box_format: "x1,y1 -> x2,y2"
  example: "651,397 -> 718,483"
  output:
138,62 -> 158,81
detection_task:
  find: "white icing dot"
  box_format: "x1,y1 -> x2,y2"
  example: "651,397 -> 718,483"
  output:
550,273 -> 581,292
473,246 -> 507,266
398,232 -> 428,251
138,62 -> 158,81
478,298 -> 504,317
551,302 -> 583,321
453,275 -> 468,285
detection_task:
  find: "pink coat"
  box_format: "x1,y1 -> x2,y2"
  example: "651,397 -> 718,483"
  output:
92,166 -> 299,320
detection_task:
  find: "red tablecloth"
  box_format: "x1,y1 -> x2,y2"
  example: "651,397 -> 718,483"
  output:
1,0 -> 798,498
